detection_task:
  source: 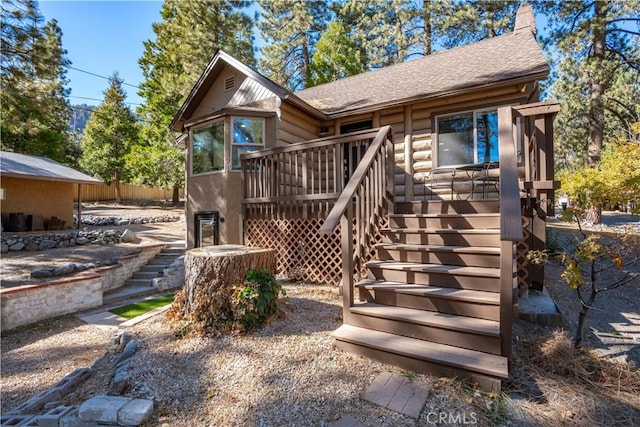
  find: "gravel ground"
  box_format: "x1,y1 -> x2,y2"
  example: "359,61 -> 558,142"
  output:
2,208 -> 638,426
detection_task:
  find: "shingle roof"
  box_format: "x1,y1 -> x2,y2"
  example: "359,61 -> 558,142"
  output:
0,151 -> 101,184
295,31 -> 549,117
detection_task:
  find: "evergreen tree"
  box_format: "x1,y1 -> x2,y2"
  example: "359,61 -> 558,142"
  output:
0,0 -> 71,162
257,0 -> 328,90
308,21 -> 365,86
542,0 -> 639,223
137,0 -> 255,203
80,74 -> 139,203
432,0 -> 519,49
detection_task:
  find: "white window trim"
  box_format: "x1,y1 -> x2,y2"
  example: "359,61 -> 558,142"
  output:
230,116 -> 265,171
434,107 -> 499,168
190,119 -> 226,176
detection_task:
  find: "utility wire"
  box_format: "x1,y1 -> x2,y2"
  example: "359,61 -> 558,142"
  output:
66,65 -> 141,89
69,95 -> 142,106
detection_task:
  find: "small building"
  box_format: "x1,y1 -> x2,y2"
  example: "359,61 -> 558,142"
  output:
0,151 -> 101,231
170,4 -> 560,389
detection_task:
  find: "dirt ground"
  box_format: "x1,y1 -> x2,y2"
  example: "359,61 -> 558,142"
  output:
0,201 -> 186,288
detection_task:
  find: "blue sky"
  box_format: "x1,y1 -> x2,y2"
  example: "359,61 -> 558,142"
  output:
39,1 -> 163,108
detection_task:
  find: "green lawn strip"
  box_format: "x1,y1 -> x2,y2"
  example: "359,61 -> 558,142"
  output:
110,294 -> 175,320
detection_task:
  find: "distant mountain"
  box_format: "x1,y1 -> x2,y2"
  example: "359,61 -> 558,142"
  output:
69,104 -> 94,133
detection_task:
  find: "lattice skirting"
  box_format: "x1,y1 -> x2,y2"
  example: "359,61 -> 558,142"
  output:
517,215 -> 532,296
245,216 -> 387,286
245,218 -> 343,286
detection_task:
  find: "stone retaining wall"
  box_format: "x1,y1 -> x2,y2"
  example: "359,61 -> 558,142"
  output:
0,244 -> 165,331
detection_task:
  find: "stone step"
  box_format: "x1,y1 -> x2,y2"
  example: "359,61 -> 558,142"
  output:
103,284 -> 156,305
139,265 -> 165,273
124,278 -> 153,287
132,271 -> 161,280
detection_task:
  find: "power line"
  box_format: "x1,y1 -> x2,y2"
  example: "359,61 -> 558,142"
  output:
66,65 -> 141,89
69,95 -> 142,106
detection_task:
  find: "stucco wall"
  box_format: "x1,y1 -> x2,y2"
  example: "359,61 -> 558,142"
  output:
186,171 -> 243,248
0,177 -> 75,231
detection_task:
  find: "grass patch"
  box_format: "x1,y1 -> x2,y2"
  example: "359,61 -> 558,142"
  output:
110,294 -> 175,320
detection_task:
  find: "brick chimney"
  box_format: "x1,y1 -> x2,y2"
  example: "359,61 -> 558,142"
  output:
514,3 -> 536,35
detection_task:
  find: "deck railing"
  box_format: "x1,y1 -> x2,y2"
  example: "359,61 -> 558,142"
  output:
241,128 -> 382,220
318,126 -> 394,309
496,102 -> 559,360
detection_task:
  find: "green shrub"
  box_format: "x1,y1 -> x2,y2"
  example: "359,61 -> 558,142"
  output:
232,269 -> 285,333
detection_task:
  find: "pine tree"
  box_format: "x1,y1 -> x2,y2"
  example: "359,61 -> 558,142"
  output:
0,0 -> 71,162
80,74 -> 139,203
136,0 -> 255,203
257,0 -> 328,90
307,21 -> 365,86
542,0 -> 639,223
432,0 -> 519,49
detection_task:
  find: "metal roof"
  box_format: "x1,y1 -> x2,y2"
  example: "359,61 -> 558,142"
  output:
0,151 -> 102,184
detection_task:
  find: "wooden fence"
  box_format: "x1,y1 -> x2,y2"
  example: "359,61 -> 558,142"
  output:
74,183 -> 184,202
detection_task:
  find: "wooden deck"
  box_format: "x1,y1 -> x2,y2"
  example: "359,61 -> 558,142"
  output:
241,103 -> 559,390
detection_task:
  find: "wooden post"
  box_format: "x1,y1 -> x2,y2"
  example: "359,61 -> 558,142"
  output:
77,184 -> 82,230
500,240 -> 517,361
341,204 -> 354,323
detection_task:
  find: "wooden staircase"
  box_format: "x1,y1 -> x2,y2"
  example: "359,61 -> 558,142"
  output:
332,199 -> 510,391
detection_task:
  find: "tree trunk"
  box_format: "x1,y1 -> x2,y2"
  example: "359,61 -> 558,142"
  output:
585,0 -> 607,224
423,0 -> 432,55
171,245 -> 276,335
172,186 -> 180,205
114,170 -> 121,204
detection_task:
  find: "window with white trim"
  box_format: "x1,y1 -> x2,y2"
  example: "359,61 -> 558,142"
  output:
231,117 -> 264,170
436,109 -> 499,167
191,120 -> 224,174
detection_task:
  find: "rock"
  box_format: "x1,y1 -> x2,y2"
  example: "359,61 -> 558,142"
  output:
120,229 -> 137,243
117,399 -> 154,426
53,263 -> 76,276
115,219 -> 131,226
1,244 -> 9,253
78,395 -> 131,424
31,269 -> 54,279
9,242 -> 25,251
39,239 -> 58,250
75,237 -> 90,245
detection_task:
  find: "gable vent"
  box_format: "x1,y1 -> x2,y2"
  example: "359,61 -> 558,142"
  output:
224,75 -> 235,91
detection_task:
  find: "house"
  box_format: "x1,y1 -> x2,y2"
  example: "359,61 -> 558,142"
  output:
171,4 -> 559,389
0,151 -> 101,231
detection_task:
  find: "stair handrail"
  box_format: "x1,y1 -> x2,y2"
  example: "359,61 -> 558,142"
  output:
319,126 -> 393,310
498,106 -> 523,243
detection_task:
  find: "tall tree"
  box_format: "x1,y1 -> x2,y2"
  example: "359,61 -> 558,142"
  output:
307,21 -> 365,86
337,0 -> 425,69
137,0 -> 255,203
0,0 -> 71,162
432,0 -> 519,49
80,74 -> 139,203
542,0 -> 639,223
257,0 -> 328,90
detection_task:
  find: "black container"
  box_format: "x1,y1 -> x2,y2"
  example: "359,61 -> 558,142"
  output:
8,212 -> 27,232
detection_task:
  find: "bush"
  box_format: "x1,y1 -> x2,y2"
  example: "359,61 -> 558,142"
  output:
231,269 -> 286,333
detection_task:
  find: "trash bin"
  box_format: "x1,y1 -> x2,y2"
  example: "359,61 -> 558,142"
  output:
8,212 -> 27,232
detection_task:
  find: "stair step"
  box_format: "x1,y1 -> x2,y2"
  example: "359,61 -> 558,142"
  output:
124,278 -> 154,287
356,280 -> 499,321
161,248 -> 185,254
133,271 -> 161,280
366,261 -> 500,291
381,228 -> 500,247
351,302 -> 499,337
388,213 -> 499,229
395,199 -> 500,215
375,243 -> 500,267
103,285 -> 157,305
139,265 -> 165,273
332,324 -> 507,386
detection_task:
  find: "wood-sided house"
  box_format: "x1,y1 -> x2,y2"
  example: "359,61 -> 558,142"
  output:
171,4 -> 559,389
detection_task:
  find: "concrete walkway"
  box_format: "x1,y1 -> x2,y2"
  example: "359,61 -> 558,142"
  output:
76,294 -> 173,331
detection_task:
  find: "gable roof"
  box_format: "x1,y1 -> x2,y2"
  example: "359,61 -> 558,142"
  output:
0,151 -> 102,184
295,31 -> 549,117
170,50 -> 325,132
172,28 -> 548,130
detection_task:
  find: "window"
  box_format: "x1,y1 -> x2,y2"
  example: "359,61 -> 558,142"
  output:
436,109 -> 499,167
231,117 -> 264,170
192,120 -> 224,174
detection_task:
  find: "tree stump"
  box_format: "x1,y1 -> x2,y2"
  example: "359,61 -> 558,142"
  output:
169,245 -> 276,335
